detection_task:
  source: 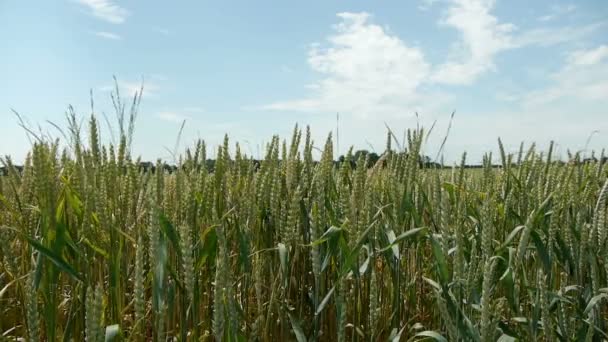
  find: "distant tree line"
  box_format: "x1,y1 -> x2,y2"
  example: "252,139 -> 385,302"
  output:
2,154 -> 605,176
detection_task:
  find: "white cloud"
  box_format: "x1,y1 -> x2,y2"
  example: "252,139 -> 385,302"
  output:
515,22 -> 606,47
94,31 -> 122,40
263,12 -> 435,118
75,0 -> 129,24
525,45 -> 608,107
157,111 -> 190,123
100,79 -> 160,98
568,45 -> 608,66
263,4 -> 603,105
494,91 -> 518,102
431,0 -> 516,85
537,15 -> 553,22
262,5 -> 605,152
157,107 -> 205,123
430,1 -> 603,85
537,4 -> 576,22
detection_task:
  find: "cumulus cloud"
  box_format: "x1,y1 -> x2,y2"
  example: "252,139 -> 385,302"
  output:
263,12 -> 436,118
260,4 -> 606,160
430,0 -> 603,85
431,0 -> 516,85
264,3 -> 604,109
75,0 -> 129,24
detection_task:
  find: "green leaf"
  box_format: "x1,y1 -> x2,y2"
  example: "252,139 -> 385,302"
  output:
237,226 -> 251,272
321,246 -> 332,273
311,226 -> 343,246
415,330 -> 448,342
559,285 -> 581,295
63,185 -> 83,217
315,286 -> 335,316
498,225 -> 525,250
197,226 -> 217,269
530,230 -> 550,271
153,227 -> 168,311
278,243 -> 288,277
167,264 -> 185,293
422,276 -> 441,291
430,234 -> 449,285
104,324 -> 121,342
25,236 -> 82,282
358,248 -> 371,275
533,194 -> 553,225
496,334 -> 517,342
389,325 -> 407,342
497,321 -> 520,340
82,238 -> 109,259
340,224 -> 374,277
378,227 -> 427,253
500,266 -> 517,312
583,293 -> 608,315
385,229 -> 400,259
287,311 -> 307,342
0,278 -> 18,299
159,212 -> 182,259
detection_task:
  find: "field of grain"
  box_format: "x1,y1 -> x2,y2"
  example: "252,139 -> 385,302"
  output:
1,114 -> 607,341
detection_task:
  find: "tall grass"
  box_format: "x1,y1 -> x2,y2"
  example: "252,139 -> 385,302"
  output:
1,106 -> 607,341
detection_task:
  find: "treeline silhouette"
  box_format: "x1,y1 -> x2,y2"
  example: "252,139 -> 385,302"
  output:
2,152 -> 606,176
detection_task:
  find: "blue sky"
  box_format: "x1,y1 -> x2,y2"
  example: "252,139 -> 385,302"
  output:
0,0 -> 607,163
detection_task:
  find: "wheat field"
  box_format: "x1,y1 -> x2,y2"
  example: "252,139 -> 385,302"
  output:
1,112 -> 607,341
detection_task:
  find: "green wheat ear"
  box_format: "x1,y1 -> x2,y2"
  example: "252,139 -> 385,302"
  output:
85,284 -> 104,342
133,234 -> 146,339
3,109 -> 608,341
25,273 -> 40,342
